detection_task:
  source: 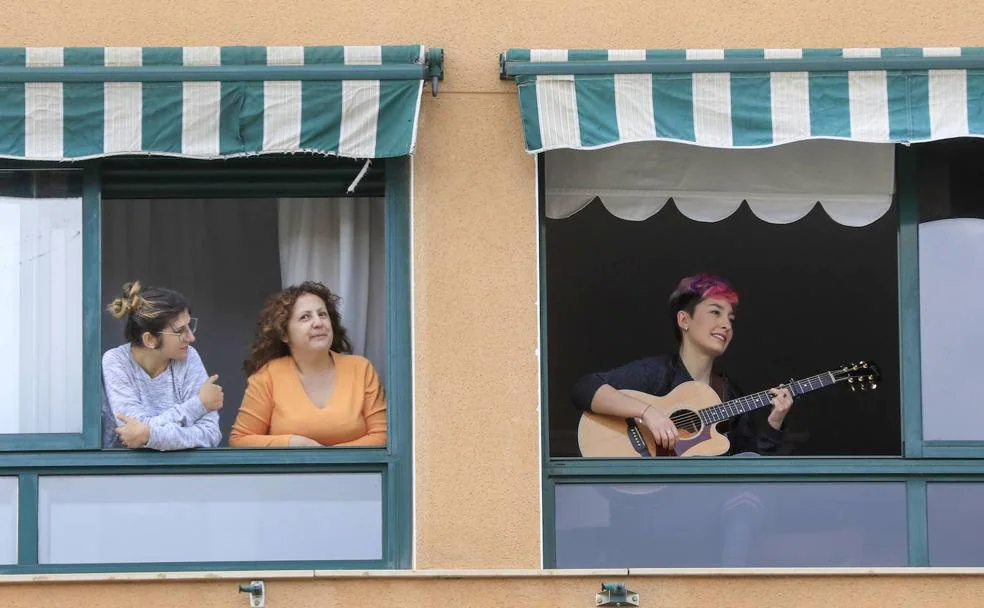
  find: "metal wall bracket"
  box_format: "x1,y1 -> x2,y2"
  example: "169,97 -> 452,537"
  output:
239,580 -> 266,608
596,582 -> 639,606
426,48 -> 444,96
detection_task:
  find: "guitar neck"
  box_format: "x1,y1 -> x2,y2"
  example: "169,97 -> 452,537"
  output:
699,371 -> 838,425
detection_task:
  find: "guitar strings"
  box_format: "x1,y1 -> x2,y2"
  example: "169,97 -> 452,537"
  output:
658,371 -> 874,431
669,410 -> 702,432
667,392 -> 779,429
672,392 -> 800,428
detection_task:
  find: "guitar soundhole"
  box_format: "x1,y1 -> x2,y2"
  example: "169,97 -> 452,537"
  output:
669,409 -> 702,437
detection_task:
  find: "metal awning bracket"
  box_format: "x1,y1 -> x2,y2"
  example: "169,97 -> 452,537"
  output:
426,47 -> 444,96
596,582 -> 640,607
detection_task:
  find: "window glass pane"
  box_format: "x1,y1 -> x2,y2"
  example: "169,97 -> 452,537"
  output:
555,482 -> 907,567
0,170 -> 83,434
38,473 -> 382,564
918,219 -> 984,439
0,477 -> 17,564
916,139 -> 984,440
927,483 -> 984,566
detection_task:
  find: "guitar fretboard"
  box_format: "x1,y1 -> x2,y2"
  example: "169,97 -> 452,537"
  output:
698,372 -> 837,425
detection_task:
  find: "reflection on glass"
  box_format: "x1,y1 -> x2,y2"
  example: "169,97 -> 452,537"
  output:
555,482 -> 907,567
38,473 -> 382,564
0,477 -> 17,564
0,171 -> 83,434
919,219 -> 984,440
928,483 -> 984,566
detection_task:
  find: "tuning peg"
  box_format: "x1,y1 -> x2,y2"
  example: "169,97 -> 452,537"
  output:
870,383 -> 878,390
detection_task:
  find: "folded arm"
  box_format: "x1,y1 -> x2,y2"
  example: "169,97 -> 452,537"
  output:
144,412 -> 222,450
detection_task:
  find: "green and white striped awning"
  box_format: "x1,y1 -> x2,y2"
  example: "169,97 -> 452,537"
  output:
0,45 -> 443,160
500,47 -> 984,152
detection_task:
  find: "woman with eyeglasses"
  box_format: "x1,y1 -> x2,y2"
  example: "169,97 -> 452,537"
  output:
101,281 -> 223,450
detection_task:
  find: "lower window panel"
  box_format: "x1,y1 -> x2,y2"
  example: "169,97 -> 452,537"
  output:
554,482 -> 907,567
927,482 -> 984,566
38,473 -> 382,564
0,478 -> 16,564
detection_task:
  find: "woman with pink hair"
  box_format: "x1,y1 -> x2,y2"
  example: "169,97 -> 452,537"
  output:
572,273 -> 795,455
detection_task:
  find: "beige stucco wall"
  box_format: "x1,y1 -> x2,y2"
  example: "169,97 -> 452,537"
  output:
3,573 -> 984,608
413,93 -> 540,568
3,0 -> 984,600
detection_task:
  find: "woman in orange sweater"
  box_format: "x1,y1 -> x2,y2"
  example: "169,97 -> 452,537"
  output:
229,281 -> 387,448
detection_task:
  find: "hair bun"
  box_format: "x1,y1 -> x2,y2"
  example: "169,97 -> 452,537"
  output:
107,281 -> 144,318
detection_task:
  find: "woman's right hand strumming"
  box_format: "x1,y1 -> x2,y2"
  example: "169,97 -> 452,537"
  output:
639,406 -> 679,450
590,384 -> 680,450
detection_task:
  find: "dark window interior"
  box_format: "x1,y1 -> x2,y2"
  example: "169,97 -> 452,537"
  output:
916,138 -> 984,222
99,156 -> 385,447
100,197 -> 283,444
544,160 -> 902,457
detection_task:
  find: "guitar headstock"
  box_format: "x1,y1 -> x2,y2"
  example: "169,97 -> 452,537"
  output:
832,361 -> 881,391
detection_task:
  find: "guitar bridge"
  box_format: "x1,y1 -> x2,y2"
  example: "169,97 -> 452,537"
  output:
624,418 -> 652,457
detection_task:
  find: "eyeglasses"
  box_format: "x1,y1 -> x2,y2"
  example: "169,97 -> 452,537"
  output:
158,317 -> 199,342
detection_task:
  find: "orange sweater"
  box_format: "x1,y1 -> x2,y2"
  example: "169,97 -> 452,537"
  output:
229,353 -> 387,448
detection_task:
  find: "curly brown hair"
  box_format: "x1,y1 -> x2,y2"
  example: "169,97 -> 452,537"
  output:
243,281 -> 353,376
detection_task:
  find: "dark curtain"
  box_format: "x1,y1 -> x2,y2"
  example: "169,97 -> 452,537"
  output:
545,200 -> 901,457
101,198 -> 283,446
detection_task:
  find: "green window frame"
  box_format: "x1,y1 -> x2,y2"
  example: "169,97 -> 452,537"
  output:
537,145 -> 984,568
0,154 -> 413,573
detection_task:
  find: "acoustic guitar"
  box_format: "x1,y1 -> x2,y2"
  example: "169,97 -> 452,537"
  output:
577,361 -> 880,457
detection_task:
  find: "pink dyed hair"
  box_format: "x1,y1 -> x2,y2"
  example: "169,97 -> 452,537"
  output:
668,274 -> 738,341
670,273 -> 739,307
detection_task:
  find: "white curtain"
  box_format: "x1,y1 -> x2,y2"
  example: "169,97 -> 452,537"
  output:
278,198 -> 387,380
0,196 -> 83,434
545,139 -> 896,226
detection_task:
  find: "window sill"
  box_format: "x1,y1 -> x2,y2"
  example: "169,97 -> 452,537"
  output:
4,567 -> 984,584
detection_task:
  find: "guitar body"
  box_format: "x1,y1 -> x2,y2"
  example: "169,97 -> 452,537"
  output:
575,360 -> 879,458
577,382 -> 731,457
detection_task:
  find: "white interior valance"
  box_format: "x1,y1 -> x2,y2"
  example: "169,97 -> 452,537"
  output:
545,140 -> 896,226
